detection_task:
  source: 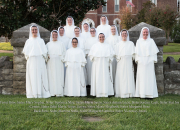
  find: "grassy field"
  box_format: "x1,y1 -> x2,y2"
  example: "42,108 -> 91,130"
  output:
0,94 -> 179,129
163,55 -> 180,62
0,42 -> 13,51
163,43 -> 180,53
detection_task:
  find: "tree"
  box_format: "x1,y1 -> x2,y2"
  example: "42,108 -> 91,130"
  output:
0,0 -> 106,39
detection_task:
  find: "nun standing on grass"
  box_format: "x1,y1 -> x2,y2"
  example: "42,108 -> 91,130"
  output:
115,29 -> 135,98
64,38 -> 87,97
46,30 -> 66,97
106,25 -> 120,83
89,33 -> 115,97
22,25 -> 51,98
84,27 -> 98,86
134,27 -> 159,99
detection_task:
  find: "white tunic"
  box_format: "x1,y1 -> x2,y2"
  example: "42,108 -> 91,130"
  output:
89,42 -> 115,97
81,32 -> 91,40
84,37 -> 98,85
134,38 -> 159,98
96,24 -> 111,38
46,41 -> 66,97
115,41 -> 135,98
22,37 -> 51,98
64,47 -> 87,96
59,35 -> 70,50
64,25 -> 76,39
106,35 -> 120,83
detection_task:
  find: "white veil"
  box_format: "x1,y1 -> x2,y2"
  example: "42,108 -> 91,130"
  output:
111,25 -> 119,36
90,27 -> 97,37
119,29 -> 130,41
100,15 -> 109,25
50,30 -> 59,42
139,27 -> 151,40
66,16 -> 75,26
29,25 -> 41,39
82,22 -> 90,32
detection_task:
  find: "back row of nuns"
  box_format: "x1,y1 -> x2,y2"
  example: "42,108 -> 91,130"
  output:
23,15 -> 159,99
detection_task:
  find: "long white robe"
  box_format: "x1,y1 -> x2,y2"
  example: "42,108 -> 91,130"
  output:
64,25 -> 76,39
64,47 -> 87,96
46,41 -> 66,97
134,38 -> 159,98
106,35 -> 120,83
115,41 -> 135,98
89,42 -> 115,97
68,37 -> 88,84
22,38 -> 51,98
96,24 -> 111,38
84,37 -> 98,85
81,32 -> 91,40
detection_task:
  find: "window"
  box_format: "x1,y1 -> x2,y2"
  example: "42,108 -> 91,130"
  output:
151,0 -> 157,5
115,0 -> 119,12
102,0 -> 107,12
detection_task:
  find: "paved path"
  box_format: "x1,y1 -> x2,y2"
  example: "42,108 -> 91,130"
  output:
164,52 -> 180,55
0,50 -> 13,53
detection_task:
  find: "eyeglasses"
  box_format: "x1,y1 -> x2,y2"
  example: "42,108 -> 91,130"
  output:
72,42 -> 78,43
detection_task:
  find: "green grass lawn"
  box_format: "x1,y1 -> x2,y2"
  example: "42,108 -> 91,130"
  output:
0,94 -> 179,129
0,42 -> 13,51
163,43 -> 180,53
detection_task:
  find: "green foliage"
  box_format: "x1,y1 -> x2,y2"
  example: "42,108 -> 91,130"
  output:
0,0 -> 106,38
170,20 -> 180,42
0,42 -> 13,51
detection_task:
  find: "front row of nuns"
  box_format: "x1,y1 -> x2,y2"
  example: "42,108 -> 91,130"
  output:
23,25 -> 159,99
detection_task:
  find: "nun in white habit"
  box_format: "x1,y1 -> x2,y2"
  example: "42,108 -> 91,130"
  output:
84,27 -> 98,85
96,15 -> 111,38
134,27 -> 159,98
106,25 -> 120,83
89,33 -> 115,97
46,30 -> 66,97
115,29 -> 135,98
64,38 -> 87,96
64,16 -> 76,39
22,25 -> 51,98
58,26 -> 70,50
81,22 -> 91,39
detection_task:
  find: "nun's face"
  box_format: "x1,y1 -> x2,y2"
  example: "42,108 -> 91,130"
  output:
74,29 -> 80,37
101,17 -> 106,25
111,26 -> 116,35
59,28 -> 64,36
121,31 -> 127,41
83,24 -> 89,32
143,29 -> 148,40
31,27 -> 38,37
52,32 -> 58,41
99,34 -> 105,43
72,39 -> 78,48
67,18 -> 72,26
90,28 -> 96,37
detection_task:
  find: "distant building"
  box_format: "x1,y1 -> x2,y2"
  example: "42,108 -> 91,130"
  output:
82,0 -> 177,33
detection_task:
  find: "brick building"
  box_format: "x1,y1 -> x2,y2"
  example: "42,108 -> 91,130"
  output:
82,0 -> 178,33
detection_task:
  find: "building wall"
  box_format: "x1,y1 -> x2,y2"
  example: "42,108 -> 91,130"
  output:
83,0 -> 177,29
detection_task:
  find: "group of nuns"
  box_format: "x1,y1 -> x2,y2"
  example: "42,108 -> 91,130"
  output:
22,15 -> 159,99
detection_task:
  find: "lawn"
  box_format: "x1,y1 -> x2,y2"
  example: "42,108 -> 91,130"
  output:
163,55 -> 180,62
0,94 -> 179,129
163,43 -> 180,53
0,42 -> 13,51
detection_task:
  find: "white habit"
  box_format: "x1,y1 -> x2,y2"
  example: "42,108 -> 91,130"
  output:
84,36 -> 98,85
64,47 -> 87,96
115,33 -> 135,98
22,25 -> 51,98
134,27 -> 159,98
89,41 -> 115,97
106,28 -> 119,83
64,17 -> 76,39
46,31 -> 66,96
